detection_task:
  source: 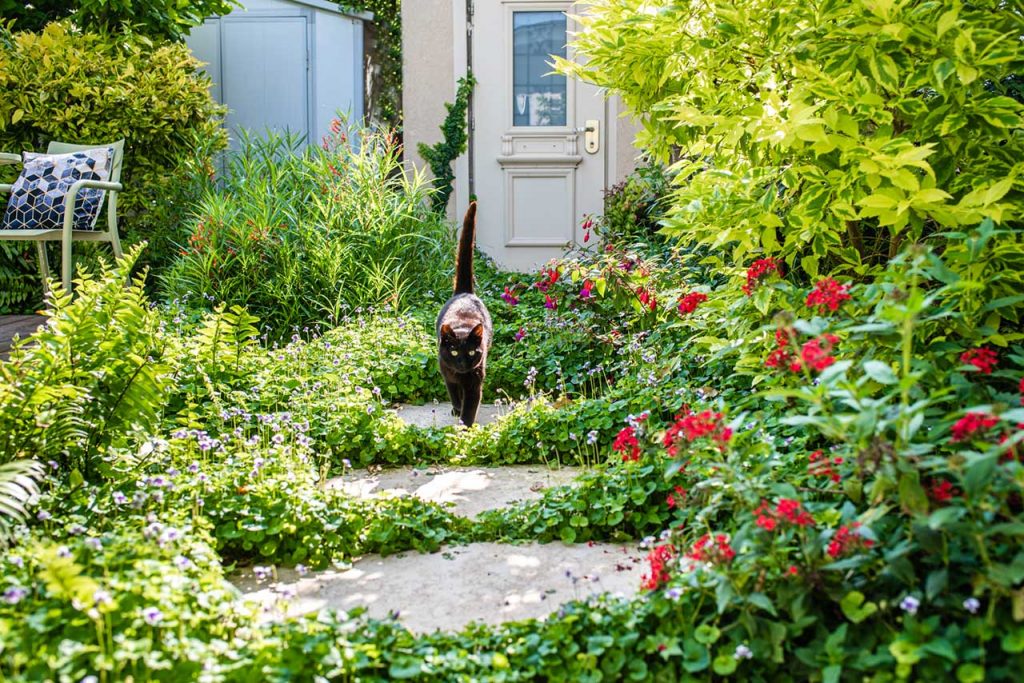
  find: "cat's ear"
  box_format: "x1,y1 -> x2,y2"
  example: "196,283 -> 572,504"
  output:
440,323 -> 455,340
469,324 -> 484,341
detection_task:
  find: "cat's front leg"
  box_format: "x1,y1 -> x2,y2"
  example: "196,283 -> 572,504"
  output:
459,375 -> 483,427
445,380 -> 463,417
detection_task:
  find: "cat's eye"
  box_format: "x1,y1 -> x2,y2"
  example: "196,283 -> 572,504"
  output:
468,350 -> 476,356
450,350 -> 459,356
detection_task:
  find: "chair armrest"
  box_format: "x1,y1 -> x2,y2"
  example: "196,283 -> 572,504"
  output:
0,153 -> 22,166
0,184 -> 12,194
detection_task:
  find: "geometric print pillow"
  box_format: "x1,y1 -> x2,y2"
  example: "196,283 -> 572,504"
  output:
1,147 -> 113,231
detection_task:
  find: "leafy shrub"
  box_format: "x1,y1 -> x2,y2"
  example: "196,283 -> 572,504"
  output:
0,247 -> 170,481
0,21 -> 227,308
563,0 -> 1024,278
417,74 -> 475,213
161,127 -> 453,338
0,0 -> 238,41
598,162 -> 671,247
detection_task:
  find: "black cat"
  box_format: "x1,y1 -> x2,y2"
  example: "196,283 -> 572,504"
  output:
436,201 -> 492,426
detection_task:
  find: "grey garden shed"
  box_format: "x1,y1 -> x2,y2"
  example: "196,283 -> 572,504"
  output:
186,0 -> 369,149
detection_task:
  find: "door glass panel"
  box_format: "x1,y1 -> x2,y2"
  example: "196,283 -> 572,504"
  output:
512,11 -> 567,127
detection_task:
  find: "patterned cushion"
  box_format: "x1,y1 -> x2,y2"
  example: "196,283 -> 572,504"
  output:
1,147 -> 113,231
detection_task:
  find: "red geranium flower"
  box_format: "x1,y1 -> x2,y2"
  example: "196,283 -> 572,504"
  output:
789,334 -> 839,373
663,410 -> 732,455
641,544 -> 675,590
677,292 -> 707,316
951,412 -> 999,443
613,426 -> 641,462
806,278 -> 851,313
666,485 -> 686,509
686,533 -> 735,564
827,522 -> 874,559
742,258 -> 782,296
961,347 -> 998,375
927,479 -> 958,503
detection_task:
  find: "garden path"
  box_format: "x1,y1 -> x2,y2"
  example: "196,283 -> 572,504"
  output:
0,315 -> 44,360
232,402 -> 645,633
236,541 -> 644,633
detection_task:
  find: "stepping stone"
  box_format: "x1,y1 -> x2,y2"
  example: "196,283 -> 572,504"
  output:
392,402 -> 504,428
328,465 -> 580,519
234,541 -> 645,633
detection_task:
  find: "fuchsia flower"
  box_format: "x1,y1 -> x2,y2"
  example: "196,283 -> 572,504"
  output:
544,294 -> 557,310
579,281 -> 594,300
501,286 -> 518,306
513,328 -> 526,342
961,347 -> 998,375
806,278 -> 851,313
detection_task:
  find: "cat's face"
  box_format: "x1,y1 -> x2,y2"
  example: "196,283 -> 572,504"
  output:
439,323 -> 485,371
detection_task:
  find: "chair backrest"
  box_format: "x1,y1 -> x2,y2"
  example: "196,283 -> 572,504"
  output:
46,139 -> 125,184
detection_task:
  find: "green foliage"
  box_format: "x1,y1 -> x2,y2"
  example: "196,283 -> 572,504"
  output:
561,0 -> 1024,276
598,162 -> 671,247
338,0 -> 402,127
0,21 -> 227,307
0,242 -> 36,314
0,0 -> 238,41
0,459 -> 43,545
418,74 -> 476,213
161,127 -> 452,339
0,246 -> 171,481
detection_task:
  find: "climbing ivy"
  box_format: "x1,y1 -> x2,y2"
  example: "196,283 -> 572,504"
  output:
418,73 -> 476,214
338,0 -> 402,128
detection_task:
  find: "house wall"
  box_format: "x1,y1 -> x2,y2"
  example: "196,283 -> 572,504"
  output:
401,0 -> 455,176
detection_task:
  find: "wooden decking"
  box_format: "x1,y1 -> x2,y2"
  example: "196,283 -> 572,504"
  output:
0,315 -> 45,360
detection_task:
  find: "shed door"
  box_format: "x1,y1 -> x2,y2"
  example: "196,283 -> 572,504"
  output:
221,16 -> 310,147
472,1 -> 607,272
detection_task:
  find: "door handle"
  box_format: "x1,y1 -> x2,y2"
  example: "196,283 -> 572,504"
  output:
577,119 -> 600,154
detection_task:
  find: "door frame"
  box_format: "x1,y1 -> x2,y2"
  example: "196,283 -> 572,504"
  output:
452,0 -> 620,271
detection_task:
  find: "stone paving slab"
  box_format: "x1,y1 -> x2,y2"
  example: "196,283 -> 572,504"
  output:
328,465 -> 580,519
233,541 -> 645,633
392,401 -> 505,428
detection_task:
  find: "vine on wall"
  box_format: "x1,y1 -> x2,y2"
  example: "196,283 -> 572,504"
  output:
418,73 -> 476,213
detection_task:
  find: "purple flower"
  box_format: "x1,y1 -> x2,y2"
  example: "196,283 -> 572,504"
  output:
272,434 -> 285,445
734,644 -> 753,660
112,491 -> 127,505
48,460 -> 59,470
187,462 -> 200,474
142,606 -> 163,625
665,587 -> 683,601
9,555 -> 23,568
174,555 -> 193,570
253,565 -> 273,580
3,586 -> 28,604
93,589 -> 112,607
514,328 -> 526,342
900,596 -> 920,615
56,546 -> 71,558
963,597 -> 981,614
501,287 -> 519,306
37,510 -> 51,521
68,524 -> 86,535
295,563 -> 308,576
84,537 -> 102,551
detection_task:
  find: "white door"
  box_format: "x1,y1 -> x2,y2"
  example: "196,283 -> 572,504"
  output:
471,1 -> 607,272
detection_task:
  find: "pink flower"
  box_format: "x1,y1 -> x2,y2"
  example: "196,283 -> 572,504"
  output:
544,294 -> 557,310
501,286 -> 519,306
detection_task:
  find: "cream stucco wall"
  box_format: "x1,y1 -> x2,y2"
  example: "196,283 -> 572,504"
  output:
401,0 -> 455,177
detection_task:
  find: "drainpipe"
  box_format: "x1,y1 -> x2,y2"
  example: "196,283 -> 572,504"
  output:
466,0 -> 475,198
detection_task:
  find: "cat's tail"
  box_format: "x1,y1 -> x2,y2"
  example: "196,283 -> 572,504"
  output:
454,201 -> 477,294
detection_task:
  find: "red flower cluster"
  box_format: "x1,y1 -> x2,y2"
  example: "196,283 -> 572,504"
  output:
686,534 -> 736,564
961,347 -> 998,375
827,522 -> 874,559
535,267 -> 560,292
950,412 -> 999,443
636,286 -> 657,311
808,449 -> 843,484
677,292 -> 707,316
806,278 -> 851,313
754,498 -> 815,532
666,485 -> 687,509
764,328 -> 796,369
927,479 -> 958,503
641,544 -> 675,590
793,334 -> 840,373
613,426 -> 641,462
742,258 -> 782,296
663,410 -> 732,456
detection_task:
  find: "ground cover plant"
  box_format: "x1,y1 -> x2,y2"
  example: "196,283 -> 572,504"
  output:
3,1 -> 1024,680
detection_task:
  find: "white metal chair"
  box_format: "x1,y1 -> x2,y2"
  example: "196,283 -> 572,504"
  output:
0,139 -> 125,295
